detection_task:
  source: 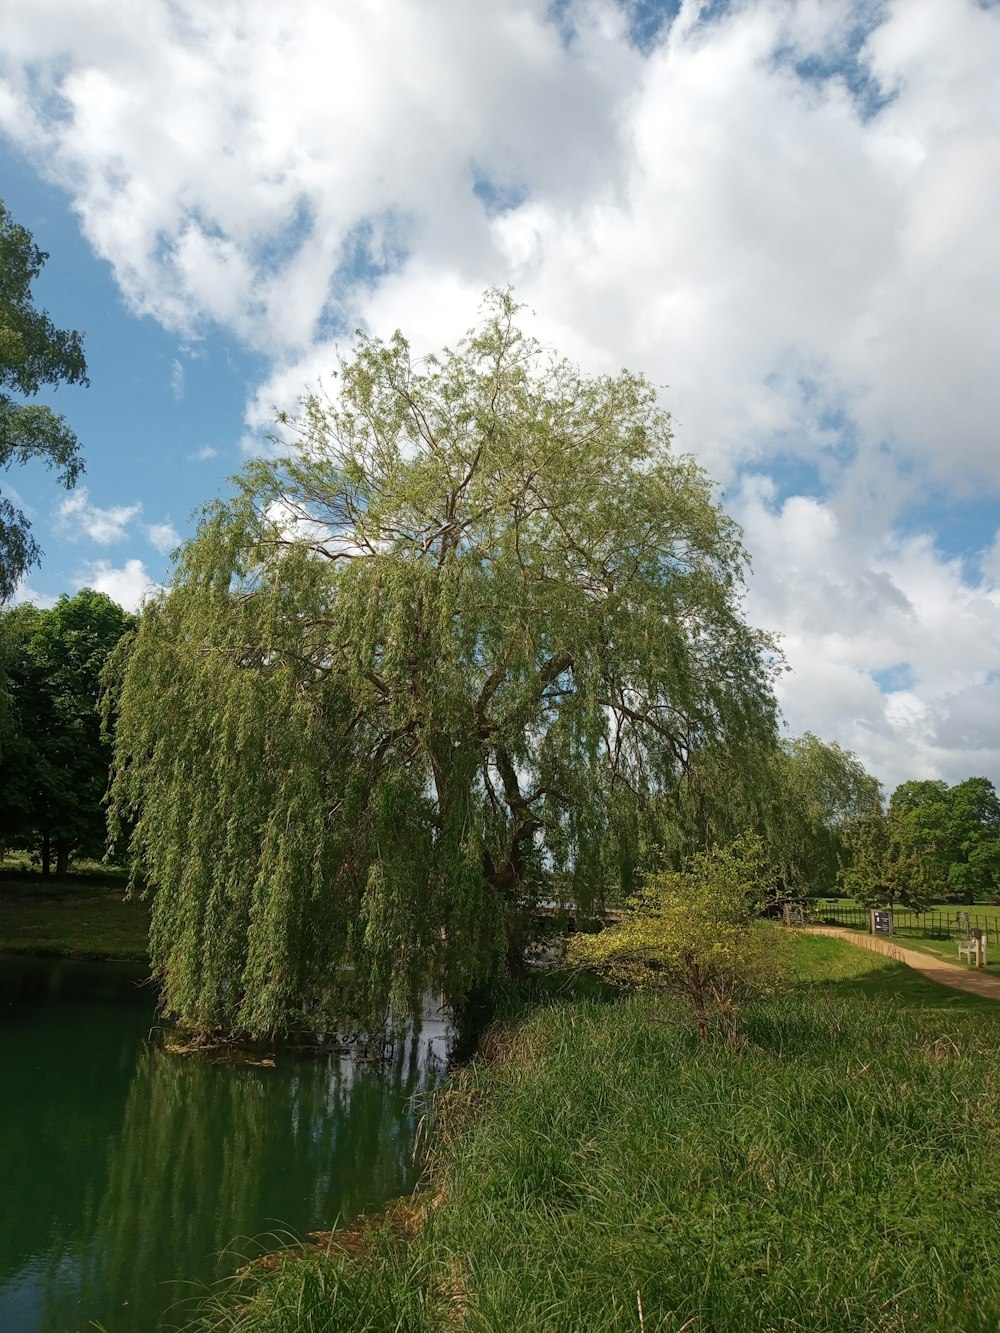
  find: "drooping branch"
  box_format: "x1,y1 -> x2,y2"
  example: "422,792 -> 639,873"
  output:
107,289 -> 782,1036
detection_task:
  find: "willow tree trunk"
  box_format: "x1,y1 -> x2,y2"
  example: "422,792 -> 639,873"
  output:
505,918 -> 529,979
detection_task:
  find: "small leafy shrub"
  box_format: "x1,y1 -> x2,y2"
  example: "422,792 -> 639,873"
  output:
567,834 -> 787,1037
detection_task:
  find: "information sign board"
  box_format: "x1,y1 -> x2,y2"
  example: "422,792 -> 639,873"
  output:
871,909 -> 892,936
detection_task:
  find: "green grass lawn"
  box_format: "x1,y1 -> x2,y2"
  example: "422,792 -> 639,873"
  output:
182,932 -> 1000,1332
887,931 -> 1000,976
786,929 -> 1000,1010
815,894 -> 1000,933
0,862 -> 149,961
809,905 -> 1000,980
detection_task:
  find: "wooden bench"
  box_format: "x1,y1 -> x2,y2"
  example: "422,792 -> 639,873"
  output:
958,934 -> 988,968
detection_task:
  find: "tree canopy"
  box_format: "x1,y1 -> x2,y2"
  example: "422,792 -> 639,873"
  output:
109,291 -> 781,1036
0,588 -> 135,874
670,730 -> 879,900
890,777 -> 1000,904
838,798 -> 931,913
0,199 -> 88,601
772,733 -> 881,897
837,777 -> 1000,911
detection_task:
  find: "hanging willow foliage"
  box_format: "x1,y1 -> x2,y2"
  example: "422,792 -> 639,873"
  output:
108,291 -> 781,1037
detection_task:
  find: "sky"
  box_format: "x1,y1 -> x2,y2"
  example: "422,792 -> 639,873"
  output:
1,0 -> 999,794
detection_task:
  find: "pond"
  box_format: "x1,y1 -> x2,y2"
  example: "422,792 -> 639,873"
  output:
0,955 -> 448,1332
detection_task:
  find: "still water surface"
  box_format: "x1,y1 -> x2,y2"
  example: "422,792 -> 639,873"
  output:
0,955 -> 447,1332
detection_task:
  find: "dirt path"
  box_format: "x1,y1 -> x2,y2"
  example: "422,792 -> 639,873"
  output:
803,926 -> 1000,1001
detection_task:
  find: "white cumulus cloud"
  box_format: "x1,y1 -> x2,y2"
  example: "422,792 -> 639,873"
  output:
147,520 -> 181,554
4,0 -> 1000,791
74,558 -> 159,611
733,477 -> 1000,790
11,579 -> 57,609
56,487 -> 142,544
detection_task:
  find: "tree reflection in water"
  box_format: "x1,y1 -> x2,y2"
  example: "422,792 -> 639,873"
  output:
1,959 -> 446,1333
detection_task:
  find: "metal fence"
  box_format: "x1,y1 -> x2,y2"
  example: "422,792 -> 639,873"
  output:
814,902 -> 1000,940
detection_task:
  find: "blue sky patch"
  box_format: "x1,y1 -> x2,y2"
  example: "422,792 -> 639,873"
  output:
873,663 -> 915,694
615,0 -> 682,53
473,174 -> 527,217
901,494 -> 1000,572
0,140 -> 261,590
772,5 -> 895,122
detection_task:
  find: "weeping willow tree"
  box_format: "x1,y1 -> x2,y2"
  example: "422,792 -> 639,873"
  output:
671,731 -> 881,899
108,291 -> 780,1037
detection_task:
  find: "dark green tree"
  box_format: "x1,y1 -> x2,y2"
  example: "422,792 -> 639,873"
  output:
0,199 -> 88,601
109,291 -> 781,1037
838,799 -> 931,913
0,588 -> 135,874
891,777 -> 1000,904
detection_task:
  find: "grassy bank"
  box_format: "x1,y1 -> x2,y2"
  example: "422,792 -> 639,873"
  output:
0,862 -> 149,961
183,935 -> 1000,1331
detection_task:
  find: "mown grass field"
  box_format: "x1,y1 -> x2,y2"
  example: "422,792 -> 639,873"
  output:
813,897 -> 1000,978
182,933 -> 1000,1332
0,860 -> 149,960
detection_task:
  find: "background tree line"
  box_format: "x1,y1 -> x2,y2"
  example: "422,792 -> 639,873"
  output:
840,775 -> 1000,911
0,198 -> 135,878
0,588 -> 134,874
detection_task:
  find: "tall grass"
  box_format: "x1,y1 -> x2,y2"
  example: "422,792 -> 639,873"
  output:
183,939 -> 1000,1331
176,1233 -> 435,1332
